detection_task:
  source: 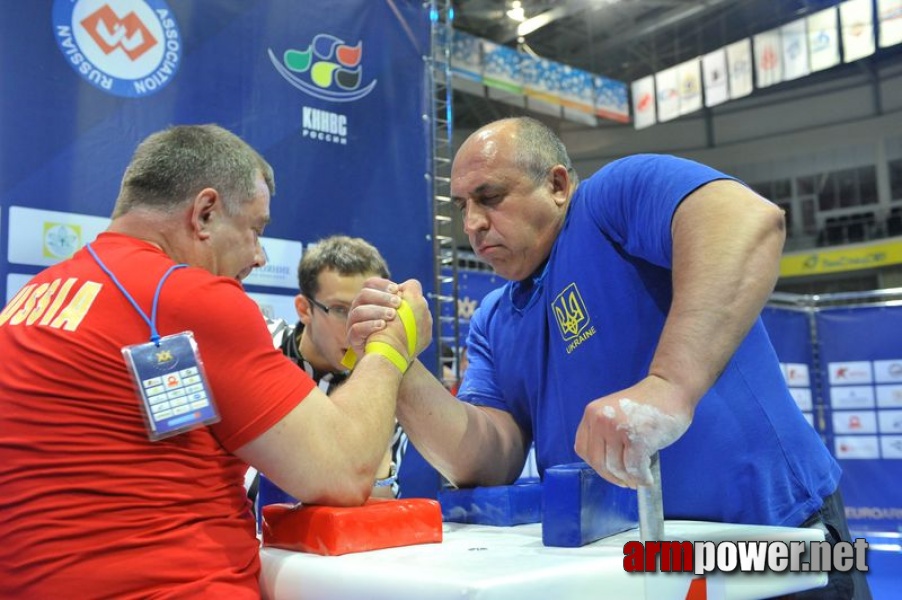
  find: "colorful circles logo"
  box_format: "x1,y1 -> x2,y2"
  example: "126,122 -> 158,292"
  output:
52,0 -> 181,98
269,33 -> 376,102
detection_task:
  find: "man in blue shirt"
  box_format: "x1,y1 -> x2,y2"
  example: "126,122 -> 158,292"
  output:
354,117 -> 867,599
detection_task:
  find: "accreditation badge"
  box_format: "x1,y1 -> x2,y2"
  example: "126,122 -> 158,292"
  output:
122,331 -> 221,441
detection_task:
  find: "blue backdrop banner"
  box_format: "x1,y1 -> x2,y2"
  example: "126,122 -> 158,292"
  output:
760,307 -> 819,430
449,268 -> 505,347
763,304 -> 902,533
816,306 -> 902,534
1,0 -> 433,336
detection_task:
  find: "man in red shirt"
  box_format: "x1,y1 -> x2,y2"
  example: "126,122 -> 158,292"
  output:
0,124 -> 430,598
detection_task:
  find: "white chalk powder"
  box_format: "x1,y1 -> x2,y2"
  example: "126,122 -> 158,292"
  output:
613,397 -> 691,485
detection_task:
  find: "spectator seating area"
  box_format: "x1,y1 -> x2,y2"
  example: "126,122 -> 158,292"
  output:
817,208 -> 902,247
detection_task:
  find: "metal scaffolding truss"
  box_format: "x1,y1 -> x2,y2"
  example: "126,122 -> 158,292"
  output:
427,0 -> 460,382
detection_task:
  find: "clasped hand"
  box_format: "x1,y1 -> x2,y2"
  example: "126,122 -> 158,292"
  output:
574,375 -> 694,489
345,277 -> 433,366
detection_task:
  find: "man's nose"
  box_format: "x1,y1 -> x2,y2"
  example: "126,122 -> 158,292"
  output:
462,203 -> 488,235
253,240 -> 267,268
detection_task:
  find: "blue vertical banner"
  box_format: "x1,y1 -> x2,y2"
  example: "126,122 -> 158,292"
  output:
1,1 -> 433,334
816,306 -> 902,533
760,307 -> 820,430
440,268 -> 505,347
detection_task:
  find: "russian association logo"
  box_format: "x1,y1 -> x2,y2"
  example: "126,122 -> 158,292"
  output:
52,0 -> 181,98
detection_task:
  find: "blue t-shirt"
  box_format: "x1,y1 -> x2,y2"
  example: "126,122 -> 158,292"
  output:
458,154 -> 840,527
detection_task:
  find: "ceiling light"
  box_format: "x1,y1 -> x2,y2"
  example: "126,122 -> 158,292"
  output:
506,1 -> 526,22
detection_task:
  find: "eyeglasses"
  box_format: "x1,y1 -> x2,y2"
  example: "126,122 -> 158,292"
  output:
306,296 -> 351,321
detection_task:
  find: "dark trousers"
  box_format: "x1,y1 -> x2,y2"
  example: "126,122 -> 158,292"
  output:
775,488 -> 873,600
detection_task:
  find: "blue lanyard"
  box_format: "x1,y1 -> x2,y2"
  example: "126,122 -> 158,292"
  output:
86,243 -> 187,346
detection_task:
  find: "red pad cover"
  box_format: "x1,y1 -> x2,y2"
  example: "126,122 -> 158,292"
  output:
261,497 -> 443,556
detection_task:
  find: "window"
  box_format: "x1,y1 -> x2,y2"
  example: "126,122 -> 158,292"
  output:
890,158 -> 902,201
818,173 -> 838,211
772,179 -> 791,200
859,167 -> 877,205
837,169 -> 858,208
797,175 -> 817,196
814,167 -> 877,211
750,179 -> 791,201
801,198 -> 817,235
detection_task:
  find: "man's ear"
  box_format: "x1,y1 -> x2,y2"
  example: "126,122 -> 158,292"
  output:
549,165 -> 571,207
191,188 -> 221,240
295,294 -> 313,325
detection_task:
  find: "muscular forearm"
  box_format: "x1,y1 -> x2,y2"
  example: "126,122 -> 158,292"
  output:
235,352 -> 402,507
329,353 -> 404,475
649,180 -> 786,405
396,361 -> 525,487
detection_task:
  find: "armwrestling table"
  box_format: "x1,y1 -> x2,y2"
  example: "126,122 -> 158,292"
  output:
259,520 -> 827,600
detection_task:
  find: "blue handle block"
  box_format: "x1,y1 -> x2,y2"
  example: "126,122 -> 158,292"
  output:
542,462 -> 638,547
438,480 -> 543,526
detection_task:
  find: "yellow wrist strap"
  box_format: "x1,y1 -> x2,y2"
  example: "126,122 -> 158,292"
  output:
364,341 -> 409,374
341,299 -> 417,371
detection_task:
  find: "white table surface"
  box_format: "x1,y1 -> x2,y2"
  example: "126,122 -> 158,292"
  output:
259,520 -> 827,600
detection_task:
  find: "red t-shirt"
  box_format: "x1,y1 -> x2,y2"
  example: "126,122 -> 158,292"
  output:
0,233 -> 315,598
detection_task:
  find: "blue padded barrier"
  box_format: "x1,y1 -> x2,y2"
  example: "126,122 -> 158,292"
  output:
542,461 -> 638,547
438,480 -> 543,526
